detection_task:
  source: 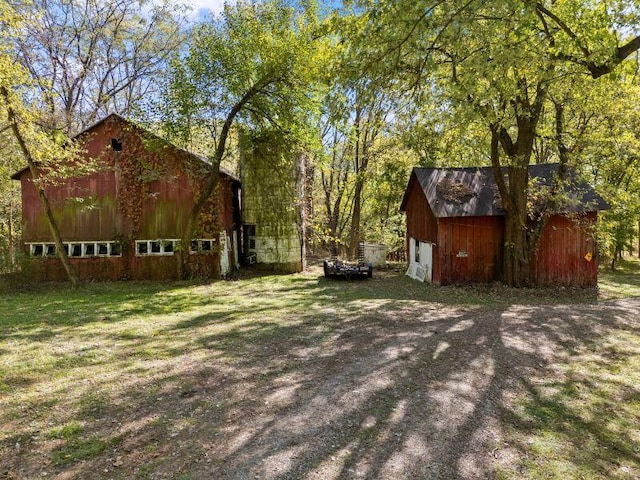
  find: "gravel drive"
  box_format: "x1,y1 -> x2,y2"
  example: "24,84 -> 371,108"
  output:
180,297 -> 640,479
3,275 -> 639,480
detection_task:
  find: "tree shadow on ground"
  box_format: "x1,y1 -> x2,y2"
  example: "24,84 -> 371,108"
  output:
1,274 -> 639,479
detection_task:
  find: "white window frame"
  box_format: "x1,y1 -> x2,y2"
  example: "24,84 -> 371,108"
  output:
189,238 -> 217,254
135,239 -> 179,257
26,241 -> 122,258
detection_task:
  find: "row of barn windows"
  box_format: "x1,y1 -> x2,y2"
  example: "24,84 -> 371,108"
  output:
27,239 -> 218,258
29,241 -> 122,258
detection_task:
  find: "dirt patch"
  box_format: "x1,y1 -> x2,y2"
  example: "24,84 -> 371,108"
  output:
1,273 -> 639,479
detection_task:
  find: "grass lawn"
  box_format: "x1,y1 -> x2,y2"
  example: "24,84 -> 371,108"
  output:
0,261 -> 638,479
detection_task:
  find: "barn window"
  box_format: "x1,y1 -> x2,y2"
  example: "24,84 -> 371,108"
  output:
188,239 -> 217,254
109,242 -> 121,256
135,239 -> 179,256
414,238 -> 420,263
97,243 -> 109,255
111,138 -> 122,152
150,241 -> 162,254
30,241 -> 121,258
84,243 -> 95,256
136,241 -> 148,255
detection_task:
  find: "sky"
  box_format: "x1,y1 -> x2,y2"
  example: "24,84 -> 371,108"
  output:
187,0 -> 343,20
190,0 -> 228,19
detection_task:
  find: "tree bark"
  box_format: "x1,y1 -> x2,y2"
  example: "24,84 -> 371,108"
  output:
2,86 -> 80,287
8,195 -> 15,268
177,80 -> 268,278
491,124 -> 531,287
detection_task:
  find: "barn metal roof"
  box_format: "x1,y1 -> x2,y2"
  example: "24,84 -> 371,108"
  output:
400,163 -> 609,218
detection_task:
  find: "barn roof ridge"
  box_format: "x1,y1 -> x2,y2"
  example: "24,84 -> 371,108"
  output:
10,113 -> 239,182
400,163 -> 609,217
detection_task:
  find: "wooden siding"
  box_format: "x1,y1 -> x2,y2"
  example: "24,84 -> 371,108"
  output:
436,216 -> 504,285
531,213 -> 598,287
403,174 -> 440,282
20,167 -> 119,242
404,175 -> 438,242
17,115 -> 236,281
23,254 -> 221,282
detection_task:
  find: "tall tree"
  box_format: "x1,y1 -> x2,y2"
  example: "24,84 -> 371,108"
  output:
0,131 -> 20,272
1,0 -> 81,286
12,0 -> 187,134
354,0 -> 640,286
160,0 -> 325,278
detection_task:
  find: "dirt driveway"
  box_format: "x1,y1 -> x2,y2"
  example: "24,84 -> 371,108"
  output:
193,298 -> 640,480
2,272 -> 639,479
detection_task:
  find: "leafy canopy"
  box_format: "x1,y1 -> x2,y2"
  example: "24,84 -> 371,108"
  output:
161,0 -> 328,156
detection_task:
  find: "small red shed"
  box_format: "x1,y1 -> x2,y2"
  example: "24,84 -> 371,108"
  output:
12,114 -> 241,281
400,164 -> 609,286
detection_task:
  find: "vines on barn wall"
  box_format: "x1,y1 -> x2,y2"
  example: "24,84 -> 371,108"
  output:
186,162 -> 223,243
94,117 -> 227,278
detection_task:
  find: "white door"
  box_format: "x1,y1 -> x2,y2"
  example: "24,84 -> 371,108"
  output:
407,238 -> 433,282
420,242 -> 433,283
220,232 -> 230,277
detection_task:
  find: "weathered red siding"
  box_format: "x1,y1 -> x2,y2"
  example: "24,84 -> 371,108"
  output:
404,176 -> 438,242
17,115 -> 237,281
437,216 -> 504,285
403,175 -> 441,282
531,213 -> 598,287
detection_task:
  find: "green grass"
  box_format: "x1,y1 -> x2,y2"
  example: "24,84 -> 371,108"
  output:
0,265 -> 638,478
500,328 -> 640,479
47,421 -> 121,466
599,255 -> 640,299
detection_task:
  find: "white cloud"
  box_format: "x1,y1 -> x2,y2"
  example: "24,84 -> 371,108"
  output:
189,0 -> 229,17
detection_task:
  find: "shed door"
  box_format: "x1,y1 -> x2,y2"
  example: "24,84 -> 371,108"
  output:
420,242 -> 433,283
406,237 -> 433,283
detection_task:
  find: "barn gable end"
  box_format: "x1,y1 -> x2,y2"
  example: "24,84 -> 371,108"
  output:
12,114 -> 241,281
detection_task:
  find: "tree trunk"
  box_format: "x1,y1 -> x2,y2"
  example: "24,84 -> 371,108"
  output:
502,166 -> 530,287
179,171 -> 221,279
491,118 -> 536,287
2,86 -> 80,287
8,195 -> 15,268
349,181 -> 363,260
177,80 -> 266,279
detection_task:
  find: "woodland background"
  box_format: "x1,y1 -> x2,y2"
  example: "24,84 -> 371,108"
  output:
2,0 -> 640,283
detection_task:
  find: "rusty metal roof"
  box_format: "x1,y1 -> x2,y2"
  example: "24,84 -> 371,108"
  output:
400,163 -> 609,217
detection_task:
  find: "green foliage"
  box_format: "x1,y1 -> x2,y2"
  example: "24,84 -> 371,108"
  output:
160,0 -> 326,158
347,0 -> 640,280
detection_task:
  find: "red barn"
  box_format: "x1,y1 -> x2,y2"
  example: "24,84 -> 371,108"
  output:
400,164 -> 609,286
12,114 -> 241,281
